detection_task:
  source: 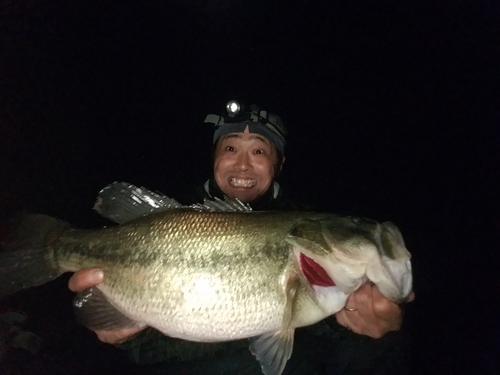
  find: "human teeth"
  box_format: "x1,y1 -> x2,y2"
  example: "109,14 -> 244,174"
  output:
230,178 -> 256,187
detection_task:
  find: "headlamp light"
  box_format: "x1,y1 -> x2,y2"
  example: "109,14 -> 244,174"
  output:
225,100 -> 241,118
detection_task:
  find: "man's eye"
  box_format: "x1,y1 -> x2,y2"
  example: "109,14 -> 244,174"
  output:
254,149 -> 264,155
225,146 -> 235,152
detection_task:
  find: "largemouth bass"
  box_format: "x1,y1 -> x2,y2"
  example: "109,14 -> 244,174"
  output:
0,182 -> 413,375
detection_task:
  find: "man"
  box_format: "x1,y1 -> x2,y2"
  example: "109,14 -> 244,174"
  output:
69,101 -> 413,374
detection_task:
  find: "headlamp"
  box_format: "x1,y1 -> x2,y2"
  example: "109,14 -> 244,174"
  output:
205,99 -> 288,154
225,100 -> 241,118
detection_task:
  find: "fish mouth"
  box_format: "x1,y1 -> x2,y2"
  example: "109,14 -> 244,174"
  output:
229,177 -> 257,188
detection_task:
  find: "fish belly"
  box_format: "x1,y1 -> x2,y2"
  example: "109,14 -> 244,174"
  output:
99,270 -> 288,342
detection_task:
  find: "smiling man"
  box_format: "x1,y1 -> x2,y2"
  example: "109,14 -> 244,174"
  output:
199,101 -> 289,210
68,100 -> 412,374
213,129 -> 278,203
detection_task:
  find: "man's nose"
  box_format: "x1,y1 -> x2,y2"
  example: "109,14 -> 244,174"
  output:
235,153 -> 251,171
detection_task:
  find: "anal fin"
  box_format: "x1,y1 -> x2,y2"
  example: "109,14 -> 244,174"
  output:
73,287 -> 143,331
249,269 -> 299,375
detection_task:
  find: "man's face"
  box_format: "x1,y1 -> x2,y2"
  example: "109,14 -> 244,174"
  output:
214,126 -> 280,203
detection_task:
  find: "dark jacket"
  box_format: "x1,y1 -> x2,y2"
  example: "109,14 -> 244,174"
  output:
190,178 -> 304,211
118,179 -> 410,375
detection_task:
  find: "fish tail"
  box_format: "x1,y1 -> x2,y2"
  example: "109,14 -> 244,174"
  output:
0,214 -> 69,298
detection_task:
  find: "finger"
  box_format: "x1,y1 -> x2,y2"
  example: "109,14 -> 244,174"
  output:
343,284 -> 371,311
371,286 -> 397,316
334,310 -> 350,328
343,292 -> 357,311
68,268 -> 104,292
370,287 -> 404,333
335,308 -> 364,334
350,285 -> 393,337
344,305 -> 391,338
95,326 -> 145,344
352,283 -> 374,316
408,291 -> 415,302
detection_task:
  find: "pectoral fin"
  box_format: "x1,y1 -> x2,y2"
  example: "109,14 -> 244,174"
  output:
73,287 -> 143,331
249,269 -> 299,375
249,329 -> 295,375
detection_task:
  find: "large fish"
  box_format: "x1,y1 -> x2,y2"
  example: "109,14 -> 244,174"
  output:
0,182 -> 413,375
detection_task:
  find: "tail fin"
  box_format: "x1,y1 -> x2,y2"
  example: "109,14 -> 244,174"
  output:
0,214 -> 69,298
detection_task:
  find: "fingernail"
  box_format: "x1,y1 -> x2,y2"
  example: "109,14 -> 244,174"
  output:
91,269 -> 104,283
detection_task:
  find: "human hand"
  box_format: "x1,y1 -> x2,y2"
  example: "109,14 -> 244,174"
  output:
335,283 -> 415,339
68,268 -> 146,344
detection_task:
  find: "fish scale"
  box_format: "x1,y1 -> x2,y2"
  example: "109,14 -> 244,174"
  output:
0,182 -> 412,375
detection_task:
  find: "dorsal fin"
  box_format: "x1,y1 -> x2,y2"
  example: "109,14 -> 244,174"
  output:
191,196 -> 252,213
94,182 -> 253,224
94,182 -> 185,224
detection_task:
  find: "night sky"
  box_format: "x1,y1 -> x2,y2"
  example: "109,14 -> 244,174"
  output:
0,1 -> 498,374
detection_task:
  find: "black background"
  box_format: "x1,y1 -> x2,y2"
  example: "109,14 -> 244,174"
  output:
1,1 -> 498,374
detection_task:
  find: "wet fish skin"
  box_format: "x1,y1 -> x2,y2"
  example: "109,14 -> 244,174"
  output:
51,211 -> 344,338
0,182 -> 413,375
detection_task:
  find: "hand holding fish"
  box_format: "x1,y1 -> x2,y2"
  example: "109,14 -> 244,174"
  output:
335,283 -> 415,338
68,268 -> 146,344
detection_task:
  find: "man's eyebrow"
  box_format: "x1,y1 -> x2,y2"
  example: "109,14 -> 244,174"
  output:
223,133 -> 270,145
222,133 -> 242,140
249,134 -> 269,144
